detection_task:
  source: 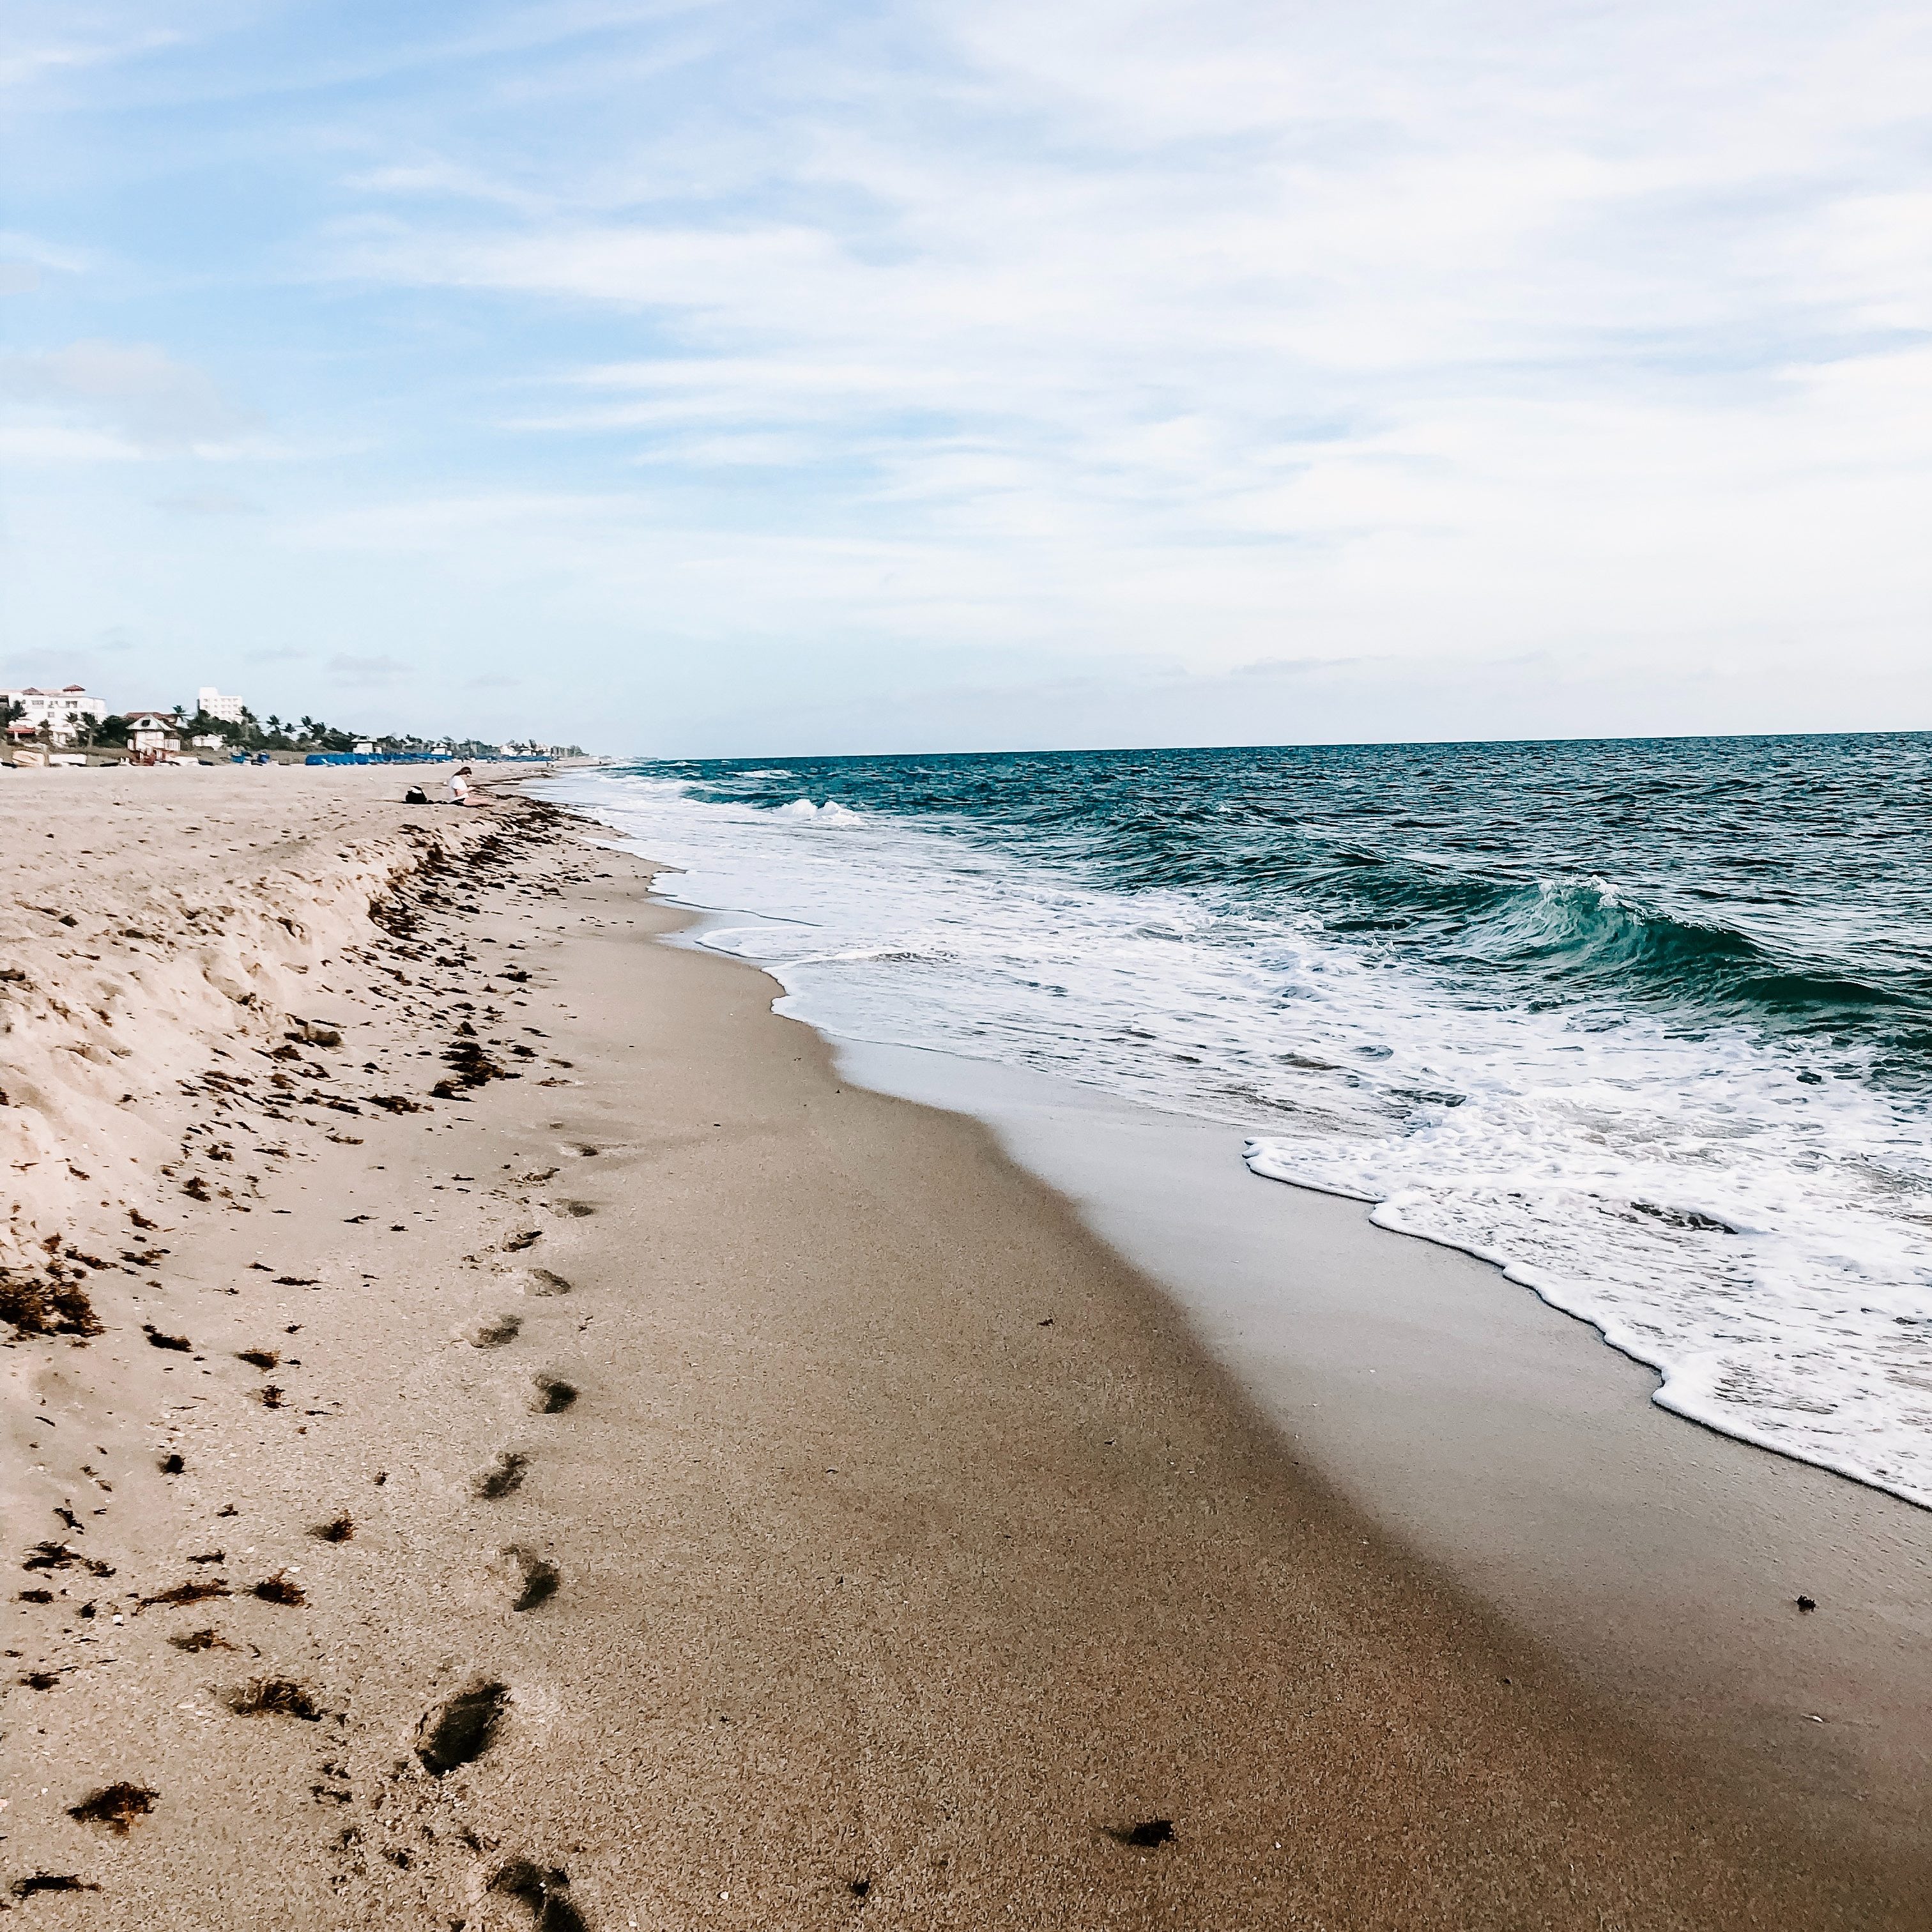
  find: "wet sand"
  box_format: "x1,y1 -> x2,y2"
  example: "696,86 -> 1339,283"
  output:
3,768 -> 1926,1926
829,1039 -> 1932,1850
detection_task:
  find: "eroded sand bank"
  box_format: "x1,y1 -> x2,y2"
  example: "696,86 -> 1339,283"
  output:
3,767 -> 1925,1927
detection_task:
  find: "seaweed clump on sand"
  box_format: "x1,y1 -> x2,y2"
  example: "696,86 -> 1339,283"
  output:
26,1542 -> 115,1579
0,1268 -> 102,1340
68,1784 -> 158,1835
433,1036 -> 514,1099
224,1677 -> 323,1721
168,1627 -> 234,1653
137,1579 -> 229,1610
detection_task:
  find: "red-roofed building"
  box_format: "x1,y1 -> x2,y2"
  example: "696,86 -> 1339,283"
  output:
123,710 -> 183,755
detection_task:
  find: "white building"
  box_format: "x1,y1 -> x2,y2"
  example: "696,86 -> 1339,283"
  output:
3,685 -> 108,746
124,710 -> 183,755
197,686 -> 244,724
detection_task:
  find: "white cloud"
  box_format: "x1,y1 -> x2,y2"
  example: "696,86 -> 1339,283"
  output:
4,0 -> 1929,749
152,489 -> 265,516
328,652 -> 413,686
310,0 -> 1932,714
0,26 -> 182,91
0,422 -> 141,463
342,158 -> 556,215
0,340 -> 258,453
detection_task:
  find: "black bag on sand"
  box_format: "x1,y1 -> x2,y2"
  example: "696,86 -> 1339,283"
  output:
404,786 -> 429,804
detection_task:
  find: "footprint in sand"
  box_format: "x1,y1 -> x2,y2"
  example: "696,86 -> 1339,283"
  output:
502,1545 -> 560,1611
415,1680 -> 509,1775
529,1374 -> 577,1414
473,1451 -> 530,1499
487,1859 -> 587,1932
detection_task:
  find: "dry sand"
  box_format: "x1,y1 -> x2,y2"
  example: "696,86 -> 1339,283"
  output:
2,765 -> 1925,1928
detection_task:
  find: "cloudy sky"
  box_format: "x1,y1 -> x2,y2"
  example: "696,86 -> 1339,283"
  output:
3,1 -> 1928,754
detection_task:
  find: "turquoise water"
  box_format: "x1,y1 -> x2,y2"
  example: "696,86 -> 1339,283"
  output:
559,733 -> 1932,1505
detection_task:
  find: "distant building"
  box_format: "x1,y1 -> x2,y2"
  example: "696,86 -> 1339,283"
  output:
2,684 -> 108,746
353,740 -> 374,755
124,710 -> 183,755
197,686 -> 244,724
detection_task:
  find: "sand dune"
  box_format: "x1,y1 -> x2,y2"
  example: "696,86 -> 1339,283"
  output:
1,769 -> 508,1280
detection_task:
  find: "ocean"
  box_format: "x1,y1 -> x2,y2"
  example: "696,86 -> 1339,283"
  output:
552,735 -> 1932,1508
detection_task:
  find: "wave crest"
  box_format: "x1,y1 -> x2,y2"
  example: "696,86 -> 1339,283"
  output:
1453,878 -> 1903,1023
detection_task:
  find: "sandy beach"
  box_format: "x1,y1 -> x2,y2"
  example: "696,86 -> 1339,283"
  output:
3,765 -> 1927,1928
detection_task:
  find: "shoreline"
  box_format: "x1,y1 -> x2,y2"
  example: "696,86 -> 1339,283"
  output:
815,1032 -> 1932,1842
628,852 -> 1932,1520
632,868 -> 1931,1847
3,768 -> 1926,1925
548,753 -> 1932,1524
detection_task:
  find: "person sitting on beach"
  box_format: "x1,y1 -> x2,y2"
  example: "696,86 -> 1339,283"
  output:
448,764 -> 474,806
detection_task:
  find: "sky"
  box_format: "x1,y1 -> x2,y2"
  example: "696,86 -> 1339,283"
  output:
3,1 -> 1929,755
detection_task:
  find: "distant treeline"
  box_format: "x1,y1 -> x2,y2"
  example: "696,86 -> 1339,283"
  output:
67,706 -> 580,758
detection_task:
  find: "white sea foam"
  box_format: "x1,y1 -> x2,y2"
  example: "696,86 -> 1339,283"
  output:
775,797 -> 862,821
555,769 -> 1932,1509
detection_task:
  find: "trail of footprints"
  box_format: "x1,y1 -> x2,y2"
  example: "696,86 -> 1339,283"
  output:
6,803 -> 617,1921
302,1215 -> 590,1916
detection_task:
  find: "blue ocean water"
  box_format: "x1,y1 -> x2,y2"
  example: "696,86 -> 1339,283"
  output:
554,733 -> 1932,1506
